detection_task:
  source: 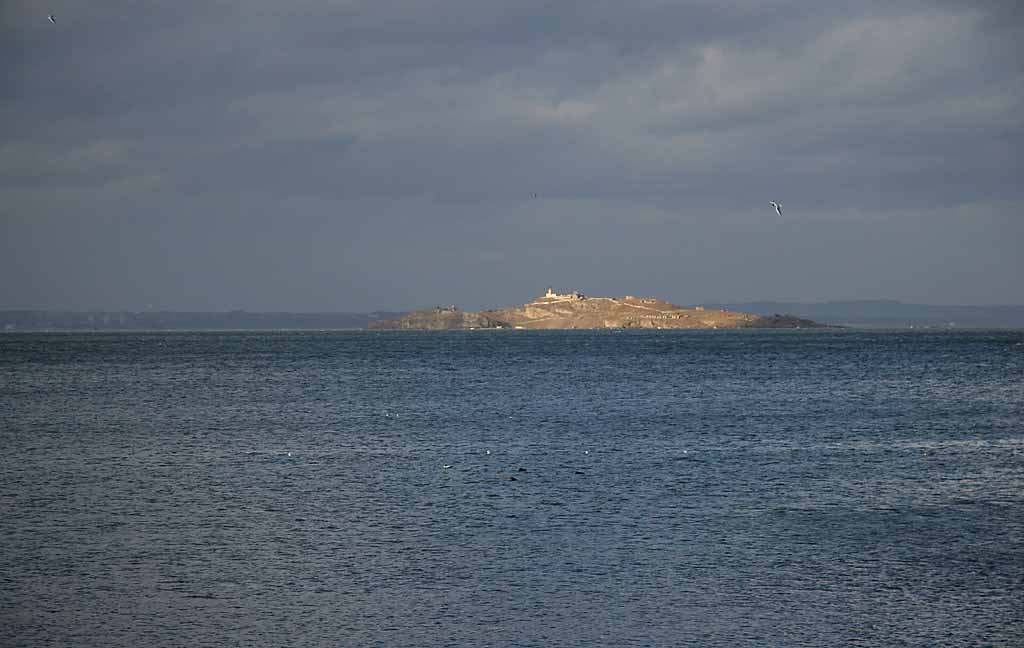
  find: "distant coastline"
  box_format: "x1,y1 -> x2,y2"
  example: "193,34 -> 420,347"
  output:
4,299 -> 1023,331
0,310 -> 402,332
703,300 -> 1024,329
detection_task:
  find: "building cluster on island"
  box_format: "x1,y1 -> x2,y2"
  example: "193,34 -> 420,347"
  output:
368,288 -> 824,330
542,287 -> 586,301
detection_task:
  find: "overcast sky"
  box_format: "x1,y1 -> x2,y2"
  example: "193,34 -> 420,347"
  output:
2,1 -> 1022,311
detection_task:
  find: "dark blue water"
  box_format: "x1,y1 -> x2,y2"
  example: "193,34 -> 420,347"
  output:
2,330 -> 1022,647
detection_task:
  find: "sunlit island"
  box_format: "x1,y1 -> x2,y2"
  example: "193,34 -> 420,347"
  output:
369,288 -> 825,330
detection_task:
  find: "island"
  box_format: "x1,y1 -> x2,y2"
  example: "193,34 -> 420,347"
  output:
368,288 -> 825,330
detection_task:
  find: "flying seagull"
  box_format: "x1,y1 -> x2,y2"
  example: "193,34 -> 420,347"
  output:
48,14 -> 56,24
769,201 -> 782,216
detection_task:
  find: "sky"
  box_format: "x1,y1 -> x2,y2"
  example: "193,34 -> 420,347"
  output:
2,1 -> 1022,311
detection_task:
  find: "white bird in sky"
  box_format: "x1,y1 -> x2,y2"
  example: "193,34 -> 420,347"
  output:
48,14 -> 56,24
769,201 -> 782,216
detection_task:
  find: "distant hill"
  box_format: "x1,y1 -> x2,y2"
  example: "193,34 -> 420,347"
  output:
702,300 -> 1024,328
0,310 -> 404,331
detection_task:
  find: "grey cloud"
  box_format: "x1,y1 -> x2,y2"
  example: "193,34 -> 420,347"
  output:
1,1 -> 1021,310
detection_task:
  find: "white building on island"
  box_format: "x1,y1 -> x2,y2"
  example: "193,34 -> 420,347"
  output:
544,287 -> 586,300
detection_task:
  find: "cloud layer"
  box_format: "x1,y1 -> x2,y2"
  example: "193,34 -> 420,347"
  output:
2,1 -> 1022,310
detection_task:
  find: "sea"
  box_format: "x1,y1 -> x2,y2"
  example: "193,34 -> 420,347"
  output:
1,329 -> 1022,647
